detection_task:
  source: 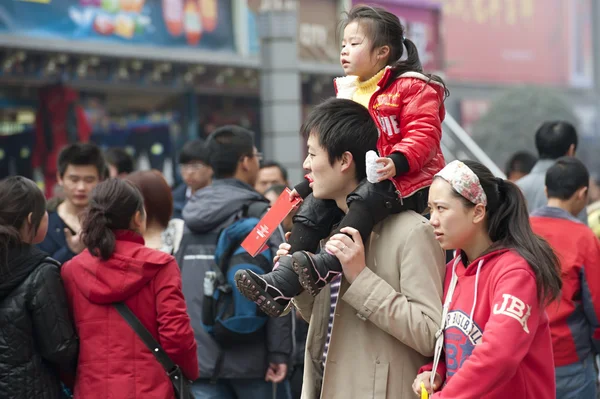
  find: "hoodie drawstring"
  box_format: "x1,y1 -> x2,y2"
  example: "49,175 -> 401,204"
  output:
469,259 -> 484,327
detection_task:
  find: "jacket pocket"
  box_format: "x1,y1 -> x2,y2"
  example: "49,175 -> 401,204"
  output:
373,361 -> 389,399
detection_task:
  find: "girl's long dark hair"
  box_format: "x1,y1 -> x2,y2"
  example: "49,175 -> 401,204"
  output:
0,176 -> 46,270
342,5 -> 449,97
454,160 -> 562,305
81,179 -> 144,260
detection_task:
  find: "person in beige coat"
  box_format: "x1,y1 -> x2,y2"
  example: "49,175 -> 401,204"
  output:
275,98 -> 446,398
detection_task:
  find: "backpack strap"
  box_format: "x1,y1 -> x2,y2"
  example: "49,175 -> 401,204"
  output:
246,200 -> 270,219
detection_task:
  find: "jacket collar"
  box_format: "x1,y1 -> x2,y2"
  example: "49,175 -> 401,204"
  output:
530,159 -> 556,175
335,67 -> 444,99
531,206 -> 583,224
212,178 -> 257,193
114,230 -> 145,245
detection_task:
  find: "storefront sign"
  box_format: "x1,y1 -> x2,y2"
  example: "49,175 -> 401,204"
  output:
0,0 -> 235,51
442,0 -> 594,87
248,0 -> 339,63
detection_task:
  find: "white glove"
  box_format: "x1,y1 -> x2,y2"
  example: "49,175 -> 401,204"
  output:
365,150 -> 382,184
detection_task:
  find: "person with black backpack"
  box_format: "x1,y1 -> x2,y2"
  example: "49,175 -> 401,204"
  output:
178,126 -> 293,399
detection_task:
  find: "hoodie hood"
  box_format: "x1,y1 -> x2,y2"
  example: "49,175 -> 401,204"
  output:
455,248 -> 510,276
182,178 -> 268,234
65,230 -> 173,304
0,245 -> 48,299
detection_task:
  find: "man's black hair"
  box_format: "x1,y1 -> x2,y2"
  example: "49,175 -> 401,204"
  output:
545,156 -> 589,200
179,138 -> 210,165
104,147 -> 135,175
301,98 -> 378,181
505,151 -> 537,177
58,142 -> 107,178
206,125 -> 255,179
535,121 -> 578,160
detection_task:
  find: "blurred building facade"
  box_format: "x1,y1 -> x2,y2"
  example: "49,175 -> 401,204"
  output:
0,0 -> 598,184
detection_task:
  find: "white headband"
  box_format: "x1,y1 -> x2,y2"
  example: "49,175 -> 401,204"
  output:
435,160 -> 488,206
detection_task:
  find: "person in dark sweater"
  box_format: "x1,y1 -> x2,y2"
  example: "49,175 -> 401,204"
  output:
0,176 -> 78,399
38,143 -> 106,264
172,139 -> 213,220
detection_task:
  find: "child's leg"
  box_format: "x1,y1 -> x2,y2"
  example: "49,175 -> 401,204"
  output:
235,188 -> 345,317
292,180 -> 402,295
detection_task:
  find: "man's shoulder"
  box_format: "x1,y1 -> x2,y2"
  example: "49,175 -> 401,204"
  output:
376,211 -> 433,240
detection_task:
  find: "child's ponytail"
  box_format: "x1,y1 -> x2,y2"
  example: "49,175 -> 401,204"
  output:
344,5 -> 449,97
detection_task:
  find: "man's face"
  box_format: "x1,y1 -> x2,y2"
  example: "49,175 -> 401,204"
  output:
57,164 -> 100,208
255,166 -> 287,194
302,133 -> 350,200
244,147 -> 262,188
180,161 -> 213,192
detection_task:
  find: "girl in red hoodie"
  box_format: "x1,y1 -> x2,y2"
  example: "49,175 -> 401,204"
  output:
236,5 -> 447,316
61,179 -> 198,399
413,160 -> 562,399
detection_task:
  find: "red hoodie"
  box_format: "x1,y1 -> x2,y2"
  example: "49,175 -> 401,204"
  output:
420,249 -> 555,399
61,230 -> 198,399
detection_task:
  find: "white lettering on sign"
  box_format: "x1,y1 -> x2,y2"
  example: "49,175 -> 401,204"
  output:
300,24 -> 328,48
260,0 -> 297,12
256,224 -> 270,239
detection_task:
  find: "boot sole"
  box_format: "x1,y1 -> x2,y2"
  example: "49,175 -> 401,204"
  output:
292,252 -> 322,297
234,270 -> 287,317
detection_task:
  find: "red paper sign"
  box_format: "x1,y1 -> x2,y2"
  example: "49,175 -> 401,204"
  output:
241,188 -> 302,257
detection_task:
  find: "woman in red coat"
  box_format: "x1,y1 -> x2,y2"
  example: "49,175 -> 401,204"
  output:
62,178 -> 198,399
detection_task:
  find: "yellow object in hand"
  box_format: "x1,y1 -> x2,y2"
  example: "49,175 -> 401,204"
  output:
420,381 -> 429,399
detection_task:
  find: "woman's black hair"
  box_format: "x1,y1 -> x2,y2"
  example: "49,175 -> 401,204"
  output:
81,179 -> 145,260
0,176 -> 46,269
447,160 -> 562,305
342,5 -> 449,97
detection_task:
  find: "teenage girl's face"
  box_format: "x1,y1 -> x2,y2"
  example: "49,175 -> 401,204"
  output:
428,178 -> 481,251
341,21 -> 382,81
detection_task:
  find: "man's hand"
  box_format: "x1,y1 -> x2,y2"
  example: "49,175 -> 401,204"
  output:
376,157 -> 396,181
325,227 -> 366,284
64,229 -> 85,254
265,362 -> 288,383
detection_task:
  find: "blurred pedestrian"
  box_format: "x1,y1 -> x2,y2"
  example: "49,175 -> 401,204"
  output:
61,179 -> 198,399
516,121 -> 584,221
172,139 -> 212,219
505,150 -> 537,182
104,147 -> 135,178
38,143 -> 106,264
530,157 -> 600,399
0,176 -> 78,399
126,170 -> 184,254
256,161 -> 289,194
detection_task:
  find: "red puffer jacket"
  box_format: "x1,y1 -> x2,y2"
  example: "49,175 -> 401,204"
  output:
61,230 -> 198,399
335,68 -> 446,198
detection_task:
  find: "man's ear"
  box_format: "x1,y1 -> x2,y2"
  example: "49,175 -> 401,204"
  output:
577,186 -> 588,202
339,151 -> 354,173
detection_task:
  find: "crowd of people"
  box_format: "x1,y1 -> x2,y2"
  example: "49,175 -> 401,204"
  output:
1,4 -> 600,399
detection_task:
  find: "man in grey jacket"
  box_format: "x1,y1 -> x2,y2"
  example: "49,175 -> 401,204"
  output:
178,125 -> 293,398
516,121 -> 586,222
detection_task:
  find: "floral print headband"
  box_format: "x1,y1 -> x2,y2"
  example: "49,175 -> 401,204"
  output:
435,160 -> 488,206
